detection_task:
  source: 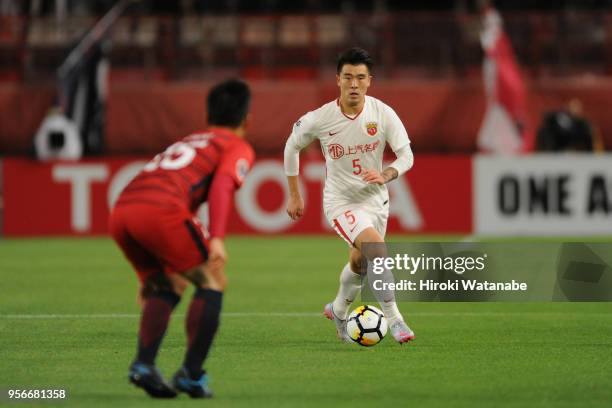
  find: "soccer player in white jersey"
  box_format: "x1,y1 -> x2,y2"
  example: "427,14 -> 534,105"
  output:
284,47 -> 415,344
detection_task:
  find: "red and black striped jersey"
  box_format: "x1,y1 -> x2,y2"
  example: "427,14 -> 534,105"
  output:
117,128 -> 254,213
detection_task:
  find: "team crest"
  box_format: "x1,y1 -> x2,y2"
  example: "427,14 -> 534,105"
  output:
366,122 -> 378,136
235,158 -> 250,183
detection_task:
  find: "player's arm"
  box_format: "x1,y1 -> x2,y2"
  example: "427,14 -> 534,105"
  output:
363,105 -> 414,185
207,173 -> 235,267
208,144 -> 255,265
286,175 -> 304,220
363,144 -> 414,184
284,114 -> 317,220
388,144 -> 414,177
363,166 -> 399,185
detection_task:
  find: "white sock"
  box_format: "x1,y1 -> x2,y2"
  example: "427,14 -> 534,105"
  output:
331,263 -> 362,320
368,261 -> 403,323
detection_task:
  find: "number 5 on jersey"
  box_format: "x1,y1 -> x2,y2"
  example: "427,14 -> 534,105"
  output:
352,158 -> 362,175
344,210 -> 356,225
144,140 -> 209,171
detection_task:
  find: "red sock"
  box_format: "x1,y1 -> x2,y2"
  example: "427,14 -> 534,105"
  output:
136,291 -> 180,365
183,288 -> 223,378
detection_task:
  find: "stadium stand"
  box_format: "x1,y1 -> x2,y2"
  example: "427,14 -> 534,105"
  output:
0,2 -> 611,155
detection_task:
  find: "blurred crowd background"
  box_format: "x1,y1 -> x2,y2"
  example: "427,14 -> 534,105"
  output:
0,0 -> 611,157
2,0 -> 611,80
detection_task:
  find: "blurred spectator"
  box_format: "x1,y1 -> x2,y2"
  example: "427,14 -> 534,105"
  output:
536,98 -> 604,152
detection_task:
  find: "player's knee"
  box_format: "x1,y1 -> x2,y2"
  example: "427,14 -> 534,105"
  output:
362,235 -> 388,263
351,238 -> 387,267
355,227 -> 385,256
367,246 -> 388,263
141,279 -> 182,300
141,272 -> 186,298
168,274 -> 189,296
215,273 -> 228,291
349,251 -> 363,273
203,267 -> 228,292
184,264 -> 228,292
183,266 -> 206,287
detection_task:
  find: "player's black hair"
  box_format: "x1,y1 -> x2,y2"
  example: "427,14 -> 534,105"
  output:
207,79 -> 251,128
336,47 -> 374,74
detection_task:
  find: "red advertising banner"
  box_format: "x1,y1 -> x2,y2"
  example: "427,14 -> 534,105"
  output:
1,156 -> 472,236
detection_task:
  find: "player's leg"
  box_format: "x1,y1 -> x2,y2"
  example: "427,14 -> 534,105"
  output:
353,227 -> 400,320
328,249 -> 363,320
324,253 -> 362,343
159,215 -> 222,399
354,228 -> 415,343
183,262 -> 226,371
113,218 -> 184,369
135,272 -> 186,365
353,227 -> 402,322
109,206 -> 182,398
324,209 -> 371,342
171,262 -> 225,399
129,272 -> 185,398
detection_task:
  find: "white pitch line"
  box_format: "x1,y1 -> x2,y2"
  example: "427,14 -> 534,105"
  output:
0,312 -> 319,319
0,312 -> 610,319
1,313 -> 142,319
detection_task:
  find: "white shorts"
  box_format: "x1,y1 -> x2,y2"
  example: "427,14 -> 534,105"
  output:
327,205 -> 388,247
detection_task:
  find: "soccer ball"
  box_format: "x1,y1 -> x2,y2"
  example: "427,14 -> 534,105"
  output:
346,305 -> 388,347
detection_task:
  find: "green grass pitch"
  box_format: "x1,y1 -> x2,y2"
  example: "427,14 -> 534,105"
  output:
1,236 -> 611,407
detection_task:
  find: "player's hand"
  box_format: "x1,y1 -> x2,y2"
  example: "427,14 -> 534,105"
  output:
286,193 -> 305,220
208,237 -> 227,270
362,169 -> 385,185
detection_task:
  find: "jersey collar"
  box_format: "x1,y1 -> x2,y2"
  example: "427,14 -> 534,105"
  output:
336,98 -> 365,121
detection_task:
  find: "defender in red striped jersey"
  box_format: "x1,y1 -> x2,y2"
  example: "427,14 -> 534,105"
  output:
116,129 -> 253,232
109,79 -> 253,399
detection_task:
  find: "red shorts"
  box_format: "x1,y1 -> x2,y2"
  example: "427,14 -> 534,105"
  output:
109,203 -> 209,283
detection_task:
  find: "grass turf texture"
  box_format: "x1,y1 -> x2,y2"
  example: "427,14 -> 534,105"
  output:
1,236 -> 611,407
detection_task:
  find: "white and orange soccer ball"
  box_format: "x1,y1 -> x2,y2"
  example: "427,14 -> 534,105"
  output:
346,305 -> 388,347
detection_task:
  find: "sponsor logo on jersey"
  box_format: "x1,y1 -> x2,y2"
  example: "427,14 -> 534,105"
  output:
328,130 -> 340,136
347,141 -> 380,155
366,122 -> 378,136
328,143 -> 345,159
328,141 -> 381,159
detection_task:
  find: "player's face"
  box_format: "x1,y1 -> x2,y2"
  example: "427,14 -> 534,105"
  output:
336,64 -> 371,108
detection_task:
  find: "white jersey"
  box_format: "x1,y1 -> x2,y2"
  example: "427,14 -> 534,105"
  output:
287,95 -> 411,218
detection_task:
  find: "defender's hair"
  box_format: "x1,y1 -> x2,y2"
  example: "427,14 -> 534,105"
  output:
207,79 -> 251,128
336,47 -> 374,74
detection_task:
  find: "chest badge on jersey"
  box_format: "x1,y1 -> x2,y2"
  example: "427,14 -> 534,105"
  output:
366,122 -> 378,136
235,158 -> 250,183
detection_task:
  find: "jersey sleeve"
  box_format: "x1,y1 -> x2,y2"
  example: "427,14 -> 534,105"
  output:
207,173 -> 235,239
216,141 -> 255,188
383,105 -> 411,153
287,111 -> 319,150
284,111 -> 319,176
